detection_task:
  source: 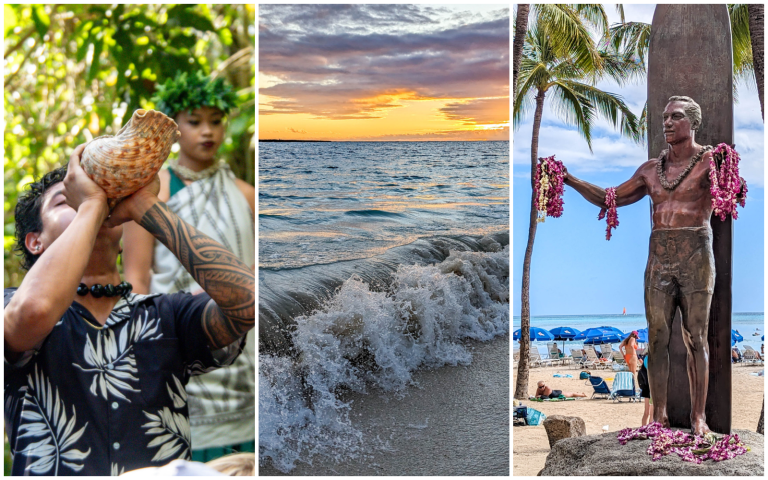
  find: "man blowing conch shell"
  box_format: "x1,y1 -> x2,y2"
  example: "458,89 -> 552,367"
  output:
4,143 -> 255,475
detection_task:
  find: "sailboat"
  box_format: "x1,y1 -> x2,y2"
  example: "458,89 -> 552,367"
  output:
622,307 -> 626,316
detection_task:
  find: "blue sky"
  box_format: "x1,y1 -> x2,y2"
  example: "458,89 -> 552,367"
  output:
513,4 -> 765,316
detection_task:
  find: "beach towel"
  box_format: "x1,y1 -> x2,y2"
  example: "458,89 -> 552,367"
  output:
609,371 -> 637,401
529,397 -> 576,402
150,165 -> 256,450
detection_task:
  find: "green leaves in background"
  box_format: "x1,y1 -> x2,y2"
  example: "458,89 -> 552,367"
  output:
4,4 -> 255,288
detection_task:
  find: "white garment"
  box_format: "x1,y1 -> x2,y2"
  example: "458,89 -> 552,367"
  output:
150,165 -> 255,450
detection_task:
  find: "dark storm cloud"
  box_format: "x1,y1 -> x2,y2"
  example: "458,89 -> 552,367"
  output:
259,5 -> 509,120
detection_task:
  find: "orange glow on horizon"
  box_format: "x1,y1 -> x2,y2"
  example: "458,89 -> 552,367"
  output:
260,93 -> 510,142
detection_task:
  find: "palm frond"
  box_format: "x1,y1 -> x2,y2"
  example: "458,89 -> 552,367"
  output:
535,4 -> 603,71
729,4 -> 755,82
549,81 -> 595,151
565,81 -> 643,144
573,4 -> 610,38
598,49 -> 647,86
608,21 -> 651,67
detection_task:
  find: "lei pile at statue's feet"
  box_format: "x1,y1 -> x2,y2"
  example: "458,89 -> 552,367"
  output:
617,422 -> 748,464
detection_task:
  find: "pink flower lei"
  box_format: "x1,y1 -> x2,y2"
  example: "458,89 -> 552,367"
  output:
534,155 -> 565,222
709,143 -> 747,221
617,422 -> 749,464
597,187 -> 619,240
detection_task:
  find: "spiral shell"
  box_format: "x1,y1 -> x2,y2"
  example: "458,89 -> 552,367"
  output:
81,109 -> 180,209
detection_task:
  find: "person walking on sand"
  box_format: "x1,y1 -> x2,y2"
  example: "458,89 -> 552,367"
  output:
535,381 -> 587,399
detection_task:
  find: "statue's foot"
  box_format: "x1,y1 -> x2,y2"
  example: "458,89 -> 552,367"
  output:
691,417 -> 711,436
653,412 -> 670,428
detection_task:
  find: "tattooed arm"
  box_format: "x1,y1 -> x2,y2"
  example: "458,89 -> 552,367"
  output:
109,186 -> 254,349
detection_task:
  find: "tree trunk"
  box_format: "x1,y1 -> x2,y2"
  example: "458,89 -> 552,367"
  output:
513,5 -> 530,104
758,398 -> 764,434
514,89 -> 546,400
748,3 -> 764,120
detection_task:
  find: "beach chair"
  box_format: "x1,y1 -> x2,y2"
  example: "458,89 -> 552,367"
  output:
574,349 -> 597,369
609,371 -> 638,402
584,346 -> 610,370
586,375 -> 611,399
599,344 -> 613,359
529,350 -> 552,368
742,349 -> 760,366
611,351 -> 629,371
548,343 -> 563,365
570,349 -> 584,369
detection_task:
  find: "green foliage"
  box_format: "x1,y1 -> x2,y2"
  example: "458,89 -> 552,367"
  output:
152,70 -> 238,117
514,7 -> 644,151
4,4 -> 255,288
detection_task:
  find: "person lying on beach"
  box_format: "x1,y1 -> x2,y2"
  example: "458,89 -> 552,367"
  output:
535,381 -> 587,399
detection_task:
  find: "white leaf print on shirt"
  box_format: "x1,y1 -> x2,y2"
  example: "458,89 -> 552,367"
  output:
16,366 -> 91,475
141,374 -> 190,462
73,311 -> 163,402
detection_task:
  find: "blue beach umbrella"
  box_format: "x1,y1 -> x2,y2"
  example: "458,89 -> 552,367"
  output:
574,327 -> 625,345
732,330 -> 744,343
513,327 -> 555,342
549,327 -> 581,353
549,327 -> 581,340
635,328 -> 649,343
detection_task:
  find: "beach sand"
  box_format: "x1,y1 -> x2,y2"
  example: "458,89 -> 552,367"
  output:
513,362 -> 765,476
260,335 -> 509,475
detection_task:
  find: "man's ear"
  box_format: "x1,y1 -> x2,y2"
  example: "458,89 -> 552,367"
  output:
25,232 -> 44,257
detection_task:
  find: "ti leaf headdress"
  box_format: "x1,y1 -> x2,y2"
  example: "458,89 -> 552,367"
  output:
151,71 -> 238,117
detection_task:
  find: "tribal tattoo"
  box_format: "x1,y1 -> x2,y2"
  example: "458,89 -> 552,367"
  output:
139,201 -> 255,349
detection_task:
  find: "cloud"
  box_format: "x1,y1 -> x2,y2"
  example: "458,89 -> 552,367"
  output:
353,126 -> 509,142
287,127 -> 307,134
259,5 -> 509,121
439,98 -> 509,125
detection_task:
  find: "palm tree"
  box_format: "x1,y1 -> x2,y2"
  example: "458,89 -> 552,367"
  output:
609,4 -> 764,126
513,8 -> 643,400
513,5 -> 530,99
513,4 -> 624,106
746,4 -> 763,119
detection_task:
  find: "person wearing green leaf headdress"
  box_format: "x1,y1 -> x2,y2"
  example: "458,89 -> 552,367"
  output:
122,70 -> 255,461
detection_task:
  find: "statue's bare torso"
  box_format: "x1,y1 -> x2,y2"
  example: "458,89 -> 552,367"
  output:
637,148 -> 715,229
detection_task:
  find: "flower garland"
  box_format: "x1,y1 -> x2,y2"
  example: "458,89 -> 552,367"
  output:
709,143 -> 747,221
617,422 -> 749,464
534,155 -> 565,222
597,187 -> 619,240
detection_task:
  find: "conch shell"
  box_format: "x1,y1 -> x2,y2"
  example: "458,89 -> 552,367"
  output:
81,109 -> 180,209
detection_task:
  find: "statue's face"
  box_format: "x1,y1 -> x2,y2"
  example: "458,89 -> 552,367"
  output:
662,102 -> 693,144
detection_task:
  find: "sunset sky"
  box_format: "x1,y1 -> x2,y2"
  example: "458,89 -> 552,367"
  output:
259,4 -> 509,141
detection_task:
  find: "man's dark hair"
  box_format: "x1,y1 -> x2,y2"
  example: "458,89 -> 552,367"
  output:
13,166 -> 67,270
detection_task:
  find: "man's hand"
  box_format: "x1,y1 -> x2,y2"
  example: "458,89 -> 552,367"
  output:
104,174 -> 161,228
62,144 -> 108,216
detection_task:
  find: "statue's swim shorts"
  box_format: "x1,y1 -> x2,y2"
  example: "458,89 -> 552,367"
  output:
645,226 -> 715,296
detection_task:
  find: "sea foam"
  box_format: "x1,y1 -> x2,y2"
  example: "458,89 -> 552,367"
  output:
259,245 -> 509,471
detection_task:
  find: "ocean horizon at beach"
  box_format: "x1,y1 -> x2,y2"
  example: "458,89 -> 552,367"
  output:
259,141 -> 510,473
513,313 -> 765,351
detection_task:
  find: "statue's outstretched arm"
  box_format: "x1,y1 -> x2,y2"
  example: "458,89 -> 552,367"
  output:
563,161 -> 649,208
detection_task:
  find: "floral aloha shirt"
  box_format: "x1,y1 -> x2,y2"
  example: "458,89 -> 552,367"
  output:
4,289 -> 244,476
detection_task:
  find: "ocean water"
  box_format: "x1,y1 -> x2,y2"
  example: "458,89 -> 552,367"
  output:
512,313 -> 765,352
258,141 -> 510,472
